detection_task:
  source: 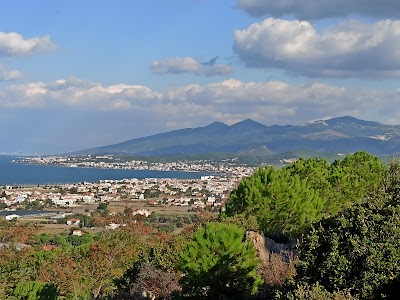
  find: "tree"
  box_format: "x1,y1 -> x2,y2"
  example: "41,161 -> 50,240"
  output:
0,247 -> 38,299
226,166 -> 325,238
40,231 -> 138,299
178,222 -> 262,299
11,281 -> 58,300
292,193 -> 400,299
225,152 -> 386,239
96,202 -> 108,211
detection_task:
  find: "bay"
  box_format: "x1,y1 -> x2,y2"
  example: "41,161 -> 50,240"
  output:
0,156 -> 206,185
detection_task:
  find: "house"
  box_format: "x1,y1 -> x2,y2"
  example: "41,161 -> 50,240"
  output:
15,195 -> 28,203
66,218 -> 80,226
108,187 -> 118,194
72,229 -> 83,236
82,195 -> 95,203
105,223 -> 121,230
206,196 -> 216,206
132,209 -> 152,218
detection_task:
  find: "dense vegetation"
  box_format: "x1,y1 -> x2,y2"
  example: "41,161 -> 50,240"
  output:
226,151 -> 385,238
1,151 -> 400,299
179,222 -> 262,299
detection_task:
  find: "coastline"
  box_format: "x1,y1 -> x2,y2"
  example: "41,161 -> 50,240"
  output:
0,155 -> 215,186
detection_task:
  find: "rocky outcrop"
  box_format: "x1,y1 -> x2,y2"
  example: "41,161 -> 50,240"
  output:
247,231 -> 294,263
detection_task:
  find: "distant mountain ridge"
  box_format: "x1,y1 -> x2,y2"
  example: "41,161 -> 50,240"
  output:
72,116 -> 400,156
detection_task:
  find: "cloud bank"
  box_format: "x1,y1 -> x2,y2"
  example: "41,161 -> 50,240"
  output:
0,77 -> 398,126
3,77 -> 400,153
233,18 -> 400,78
0,78 -> 161,110
151,57 -> 233,76
236,0 -> 400,19
0,32 -> 55,56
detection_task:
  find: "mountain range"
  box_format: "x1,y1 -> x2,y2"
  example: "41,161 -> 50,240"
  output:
73,116 -> 400,157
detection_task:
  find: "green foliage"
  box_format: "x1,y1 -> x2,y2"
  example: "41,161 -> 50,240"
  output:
219,213 -> 260,232
275,282 -> 356,300
145,213 -> 200,231
178,222 -> 262,299
225,152 -> 386,238
66,233 -> 94,247
291,187 -> 400,299
148,234 -> 187,272
11,281 -> 58,300
97,202 -> 108,210
33,233 -> 69,247
33,233 -> 94,249
0,248 -> 38,299
39,231 -> 139,299
226,165 -> 325,238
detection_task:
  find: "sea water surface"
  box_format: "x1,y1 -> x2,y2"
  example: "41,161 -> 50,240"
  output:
0,155 -> 207,185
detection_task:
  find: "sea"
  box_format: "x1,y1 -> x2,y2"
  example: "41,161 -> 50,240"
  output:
0,155 -> 207,185
0,209 -> 58,218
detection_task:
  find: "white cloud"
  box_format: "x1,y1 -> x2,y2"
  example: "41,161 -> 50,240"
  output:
0,78 -> 161,109
233,18 -> 400,78
0,65 -> 22,81
150,57 -> 233,76
0,32 -> 55,56
1,77 -> 399,127
236,0 -> 400,20
163,79 -> 357,123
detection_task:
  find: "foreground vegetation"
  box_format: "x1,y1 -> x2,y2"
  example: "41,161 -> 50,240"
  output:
1,151 -> 400,299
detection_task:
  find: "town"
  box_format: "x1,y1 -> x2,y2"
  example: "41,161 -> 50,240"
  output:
16,155 -> 256,174
0,159 -> 256,229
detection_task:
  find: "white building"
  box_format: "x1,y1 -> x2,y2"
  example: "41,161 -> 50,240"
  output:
6,214 -> 20,221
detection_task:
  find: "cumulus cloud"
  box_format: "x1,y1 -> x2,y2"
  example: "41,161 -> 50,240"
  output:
236,0 -> 400,20
150,57 -> 233,76
0,65 -> 22,81
233,18 -> 400,78
0,32 -> 55,56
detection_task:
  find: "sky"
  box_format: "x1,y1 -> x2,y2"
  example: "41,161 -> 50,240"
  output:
2,0 -> 400,154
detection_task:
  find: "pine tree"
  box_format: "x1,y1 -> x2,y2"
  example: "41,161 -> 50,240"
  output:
178,222 -> 263,299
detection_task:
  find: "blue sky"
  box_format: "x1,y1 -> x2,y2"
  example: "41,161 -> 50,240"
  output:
2,0 -> 400,153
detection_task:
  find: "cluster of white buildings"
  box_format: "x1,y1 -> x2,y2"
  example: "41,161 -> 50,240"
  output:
0,188 -> 97,209
1,163 -> 256,211
17,155 -> 255,175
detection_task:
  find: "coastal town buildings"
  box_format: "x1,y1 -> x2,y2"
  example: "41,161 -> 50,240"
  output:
0,158 -> 257,218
